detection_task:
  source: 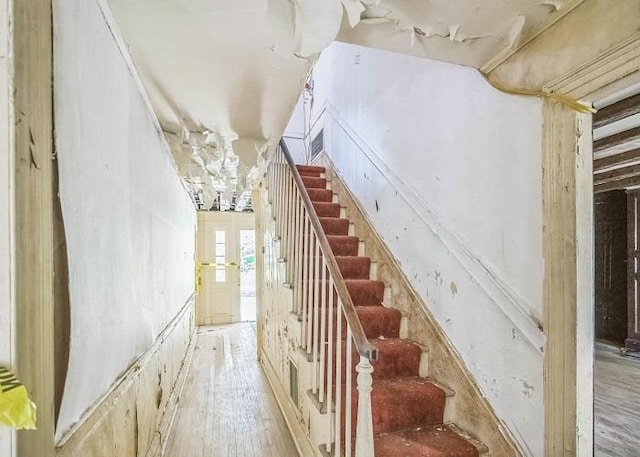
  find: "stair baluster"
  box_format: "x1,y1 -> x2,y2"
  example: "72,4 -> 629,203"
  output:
271,140 -> 378,457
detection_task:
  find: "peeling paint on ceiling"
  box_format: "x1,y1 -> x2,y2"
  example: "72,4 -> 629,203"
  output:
337,0 -> 581,68
105,0 -> 581,210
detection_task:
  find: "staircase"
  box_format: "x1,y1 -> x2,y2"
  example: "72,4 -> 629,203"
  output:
297,164 -> 485,457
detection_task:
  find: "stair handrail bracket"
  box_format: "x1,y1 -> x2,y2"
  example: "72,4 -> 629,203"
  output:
269,139 -> 378,457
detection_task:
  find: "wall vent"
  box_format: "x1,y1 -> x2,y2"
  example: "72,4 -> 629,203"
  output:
311,129 -> 324,160
289,359 -> 299,407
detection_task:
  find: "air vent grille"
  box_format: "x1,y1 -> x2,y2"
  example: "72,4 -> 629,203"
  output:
311,129 -> 324,160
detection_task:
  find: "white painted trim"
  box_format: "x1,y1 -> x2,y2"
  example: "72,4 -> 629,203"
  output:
544,32 -> 640,457
480,0 -> 586,73
55,293 -> 196,447
0,0 -> 16,454
575,112 -> 594,457
315,101 -> 545,353
546,32 -> 640,99
541,33 -> 640,456
260,349 -> 319,457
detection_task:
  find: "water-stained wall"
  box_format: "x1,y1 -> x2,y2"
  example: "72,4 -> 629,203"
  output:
53,0 -> 196,442
294,42 -> 545,456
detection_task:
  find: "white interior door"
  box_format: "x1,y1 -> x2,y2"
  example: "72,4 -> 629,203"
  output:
196,211 -> 255,325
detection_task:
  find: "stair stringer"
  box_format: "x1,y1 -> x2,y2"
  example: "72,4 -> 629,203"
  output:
315,154 -> 523,457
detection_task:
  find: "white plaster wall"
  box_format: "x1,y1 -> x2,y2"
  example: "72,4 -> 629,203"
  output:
283,94 -> 311,164
307,43 -> 544,456
0,0 -> 15,454
53,0 -> 196,440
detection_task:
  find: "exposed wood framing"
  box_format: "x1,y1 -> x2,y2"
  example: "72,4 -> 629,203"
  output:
594,92 -> 640,129
593,126 -> 640,154
595,175 -> 640,193
13,0 -> 55,456
594,162 -> 640,185
595,163 -> 640,184
594,147 -> 640,172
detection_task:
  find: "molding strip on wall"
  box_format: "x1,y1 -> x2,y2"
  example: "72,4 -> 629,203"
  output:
316,102 -> 545,353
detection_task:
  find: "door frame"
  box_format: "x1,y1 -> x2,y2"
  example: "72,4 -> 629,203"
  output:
196,211 -> 256,325
6,1 -> 56,456
0,0 -> 16,455
542,32 -> 640,456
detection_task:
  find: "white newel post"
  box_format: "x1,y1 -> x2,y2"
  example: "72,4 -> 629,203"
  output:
355,356 -> 374,457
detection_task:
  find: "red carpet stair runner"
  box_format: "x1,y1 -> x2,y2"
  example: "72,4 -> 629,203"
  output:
296,164 -> 485,457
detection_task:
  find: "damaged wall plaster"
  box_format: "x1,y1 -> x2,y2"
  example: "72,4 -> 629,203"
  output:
165,130 -> 261,210
53,0 -> 196,440
301,42 -> 544,455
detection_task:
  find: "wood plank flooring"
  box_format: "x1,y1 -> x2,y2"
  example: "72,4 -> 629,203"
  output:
594,343 -> 640,456
163,323 -> 299,457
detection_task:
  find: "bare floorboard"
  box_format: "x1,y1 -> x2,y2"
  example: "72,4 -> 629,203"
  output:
594,343 -> 640,456
164,323 -> 299,457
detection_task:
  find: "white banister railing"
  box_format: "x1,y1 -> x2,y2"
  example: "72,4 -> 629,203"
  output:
267,140 -> 377,457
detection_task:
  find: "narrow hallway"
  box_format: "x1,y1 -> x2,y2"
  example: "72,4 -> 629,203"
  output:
164,323 -> 299,457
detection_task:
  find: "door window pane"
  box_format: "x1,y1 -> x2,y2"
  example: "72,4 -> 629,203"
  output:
214,230 -> 226,283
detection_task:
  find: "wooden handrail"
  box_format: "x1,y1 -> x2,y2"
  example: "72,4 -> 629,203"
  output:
279,140 -> 378,361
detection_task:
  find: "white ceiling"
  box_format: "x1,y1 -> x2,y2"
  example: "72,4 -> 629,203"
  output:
106,0 -> 581,209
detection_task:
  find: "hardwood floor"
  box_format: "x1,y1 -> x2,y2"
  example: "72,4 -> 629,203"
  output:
163,323 -> 299,457
594,342 -> 640,456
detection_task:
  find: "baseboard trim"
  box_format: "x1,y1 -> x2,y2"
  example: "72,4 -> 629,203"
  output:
56,294 -> 196,456
260,349 -> 317,457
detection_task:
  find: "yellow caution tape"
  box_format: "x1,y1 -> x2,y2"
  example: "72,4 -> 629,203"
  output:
484,75 -> 597,114
195,261 -> 238,294
0,366 -> 37,430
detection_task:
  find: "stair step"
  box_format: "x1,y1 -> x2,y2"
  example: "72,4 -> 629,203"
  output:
374,424 -> 481,457
308,305 -> 401,340
319,217 -> 350,235
313,202 -> 341,218
302,176 -> 328,189
370,338 -> 422,379
327,235 -> 360,256
345,279 -> 385,306
293,161 -> 485,456
297,164 -> 325,176
369,377 -> 446,434
336,256 -> 371,279
307,188 -> 333,202
315,338 -> 423,388
297,279 -> 385,310
357,306 -> 401,339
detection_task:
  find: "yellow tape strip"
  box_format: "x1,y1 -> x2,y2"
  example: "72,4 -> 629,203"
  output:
194,261 -> 238,294
484,75 -> 597,114
0,366 -> 37,430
